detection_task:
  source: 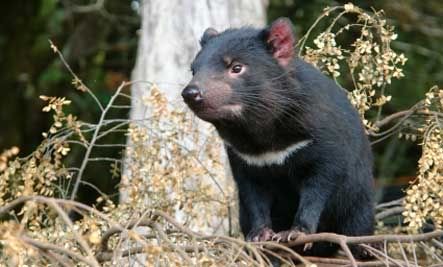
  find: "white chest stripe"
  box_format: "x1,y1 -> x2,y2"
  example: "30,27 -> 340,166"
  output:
234,140 -> 312,167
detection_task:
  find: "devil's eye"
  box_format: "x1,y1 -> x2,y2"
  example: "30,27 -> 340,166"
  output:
231,64 -> 243,74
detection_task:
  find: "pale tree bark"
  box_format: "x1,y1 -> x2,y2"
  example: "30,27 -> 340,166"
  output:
130,0 -> 268,107
123,0 -> 267,235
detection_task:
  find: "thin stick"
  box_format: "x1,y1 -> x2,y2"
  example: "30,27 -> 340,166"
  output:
70,81 -> 130,201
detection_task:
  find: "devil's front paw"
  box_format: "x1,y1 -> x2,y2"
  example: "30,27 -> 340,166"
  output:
272,228 -> 313,251
271,228 -> 305,242
246,226 -> 275,242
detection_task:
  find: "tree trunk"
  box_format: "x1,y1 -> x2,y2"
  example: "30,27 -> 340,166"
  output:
130,0 -> 267,106
124,0 -> 267,234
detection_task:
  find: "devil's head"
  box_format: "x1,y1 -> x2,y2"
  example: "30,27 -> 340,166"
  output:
182,18 -> 299,124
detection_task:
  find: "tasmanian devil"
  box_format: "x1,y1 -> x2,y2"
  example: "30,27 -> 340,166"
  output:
181,18 -> 375,258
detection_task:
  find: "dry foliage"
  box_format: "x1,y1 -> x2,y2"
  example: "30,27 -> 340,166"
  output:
300,3 -> 407,131
403,86 -> 443,232
120,85 -> 232,233
1,3 -> 442,267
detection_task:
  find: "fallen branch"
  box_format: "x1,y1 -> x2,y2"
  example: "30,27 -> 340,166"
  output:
3,196 -> 443,267
98,206 -> 443,267
284,230 -> 443,247
21,236 -> 97,267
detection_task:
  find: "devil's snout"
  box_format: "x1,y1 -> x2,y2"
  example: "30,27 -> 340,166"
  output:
181,86 -> 203,106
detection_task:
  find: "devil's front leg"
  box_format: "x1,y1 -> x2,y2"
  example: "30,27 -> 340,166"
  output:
237,175 -> 274,242
227,150 -> 274,242
272,169 -> 336,247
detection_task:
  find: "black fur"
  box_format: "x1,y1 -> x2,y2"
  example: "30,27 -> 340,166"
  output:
184,19 -> 375,258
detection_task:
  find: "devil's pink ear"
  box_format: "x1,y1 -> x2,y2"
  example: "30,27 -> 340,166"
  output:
200,27 -> 219,47
265,18 -> 295,66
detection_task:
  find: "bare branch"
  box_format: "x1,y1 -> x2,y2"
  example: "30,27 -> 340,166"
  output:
376,206 -> 405,221
21,236 -> 97,267
70,81 -> 131,201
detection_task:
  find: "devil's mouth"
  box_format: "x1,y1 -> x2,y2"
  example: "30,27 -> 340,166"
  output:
189,105 -> 220,121
187,102 -> 243,121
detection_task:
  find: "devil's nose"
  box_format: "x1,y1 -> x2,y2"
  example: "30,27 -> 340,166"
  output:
181,86 -> 203,104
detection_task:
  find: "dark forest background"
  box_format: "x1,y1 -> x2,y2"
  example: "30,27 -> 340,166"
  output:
1,0 -> 442,205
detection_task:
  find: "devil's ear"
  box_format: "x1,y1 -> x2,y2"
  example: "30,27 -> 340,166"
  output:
200,27 -> 219,46
263,18 -> 295,66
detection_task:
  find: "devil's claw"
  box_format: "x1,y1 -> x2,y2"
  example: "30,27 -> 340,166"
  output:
272,229 -> 306,241
272,229 -> 314,251
246,227 -> 275,242
303,241 -> 313,251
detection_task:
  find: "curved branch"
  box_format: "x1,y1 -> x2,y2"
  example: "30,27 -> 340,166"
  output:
373,110 -> 414,129
21,236 -> 97,267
